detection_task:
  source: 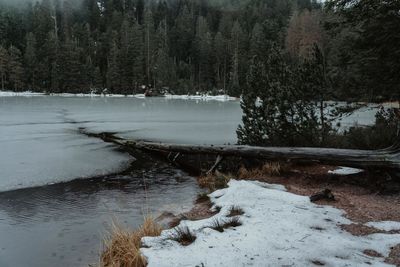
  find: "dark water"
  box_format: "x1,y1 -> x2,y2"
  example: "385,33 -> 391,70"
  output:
0,153 -> 200,267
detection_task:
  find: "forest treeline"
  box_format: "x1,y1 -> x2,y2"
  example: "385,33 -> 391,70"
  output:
0,0 -> 399,101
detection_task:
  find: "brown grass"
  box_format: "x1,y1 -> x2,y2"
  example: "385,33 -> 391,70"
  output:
209,217 -> 242,233
100,217 -> 162,267
238,161 -> 287,179
171,226 -> 196,246
197,172 -> 231,192
227,206 -> 244,217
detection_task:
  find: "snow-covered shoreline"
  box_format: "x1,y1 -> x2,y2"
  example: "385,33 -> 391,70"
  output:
141,180 -> 400,267
0,90 -> 238,101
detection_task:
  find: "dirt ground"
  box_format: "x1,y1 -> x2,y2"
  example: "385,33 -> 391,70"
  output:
241,164 -> 400,223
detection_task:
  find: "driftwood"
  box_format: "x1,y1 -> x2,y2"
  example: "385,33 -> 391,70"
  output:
81,129 -> 400,172
123,139 -> 400,171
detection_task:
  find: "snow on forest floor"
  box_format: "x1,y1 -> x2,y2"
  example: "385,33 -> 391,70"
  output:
0,90 -> 237,101
141,180 -> 400,267
328,166 -> 364,175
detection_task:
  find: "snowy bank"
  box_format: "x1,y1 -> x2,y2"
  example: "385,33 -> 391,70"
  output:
0,91 -> 238,101
366,221 -> 400,232
164,94 -> 238,102
0,91 -> 45,97
141,180 -> 400,267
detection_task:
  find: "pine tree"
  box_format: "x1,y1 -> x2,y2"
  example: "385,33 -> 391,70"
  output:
213,32 -> 228,92
195,16 -> 213,91
24,33 -> 37,91
93,66 -> 103,90
7,46 -> 24,91
154,19 -> 174,90
106,39 -> 120,93
229,21 -> 247,96
238,43 -> 328,147
144,8 -> 156,87
249,23 -> 265,58
0,46 -> 7,91
59,38 -> 84,93
130,20 -> 144,92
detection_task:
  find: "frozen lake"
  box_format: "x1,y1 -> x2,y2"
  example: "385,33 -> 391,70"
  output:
0,96 -> 241,267
0,96 -> 241,192
0,95 -> 382,267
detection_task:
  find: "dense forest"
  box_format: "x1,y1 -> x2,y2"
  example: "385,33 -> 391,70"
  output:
0,0 -> 399,101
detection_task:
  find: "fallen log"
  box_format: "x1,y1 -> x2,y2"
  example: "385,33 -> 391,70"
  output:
79,129 -> 400,172
123,139 -> 400,171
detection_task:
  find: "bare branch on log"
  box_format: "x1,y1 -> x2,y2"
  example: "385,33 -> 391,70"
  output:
207,155 -> 224,175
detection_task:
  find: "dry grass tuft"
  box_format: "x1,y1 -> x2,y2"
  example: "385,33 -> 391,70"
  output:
223,217 -> 242,228
227,206 -> 244,217
100,217 -> 162,267
262,162 -> 282,176
238,161 -> 287,180
210,217 -> 242,233
197,172 -> 231,192
172,226 -> 196,246
210,218 -> 225,232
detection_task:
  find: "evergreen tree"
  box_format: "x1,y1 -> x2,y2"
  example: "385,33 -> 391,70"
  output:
59,38 -> 84,93
238,43 -> 330,147
106,39 -> 120,93
229,21 -> 247,96
154,19 -> 174,90
213,32 -> 228,92
326,0 -> 400,100
144,8 -> 156,87
195,16 -> 213,91
24,33 -> 37,91
0,46 -> 7,90
7,46 -> 24,91
0,0 -> 335,96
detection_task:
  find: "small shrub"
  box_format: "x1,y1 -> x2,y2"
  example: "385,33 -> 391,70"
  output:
209,217 -> 242,233
210,218 -> 225,232
224,217 -> 242,228
197,172 -> 230,192
172,226 -> 196,246
327,107 -> 399,149
214,206 -> 221,213
228,206 -> 244,217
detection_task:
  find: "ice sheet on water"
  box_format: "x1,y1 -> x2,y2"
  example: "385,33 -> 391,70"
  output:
0,96 -> 241,191
0,97 -> 132,192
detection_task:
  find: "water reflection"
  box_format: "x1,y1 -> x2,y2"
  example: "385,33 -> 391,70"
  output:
0,153 -> 200,267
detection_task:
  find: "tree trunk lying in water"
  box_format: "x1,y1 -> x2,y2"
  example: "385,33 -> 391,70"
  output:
81,130 -> 400,172
123,139 -> 400,171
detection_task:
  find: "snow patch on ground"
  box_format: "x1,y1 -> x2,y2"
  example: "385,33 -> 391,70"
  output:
366,221 -> 400,232
0,91 -> 45,97
141,180 -> 400,267
0,91 -> 237,101
328,166 -> 364,175
164,94 -> 237,101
